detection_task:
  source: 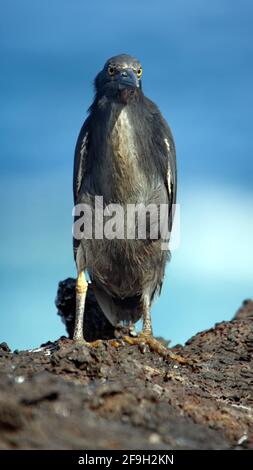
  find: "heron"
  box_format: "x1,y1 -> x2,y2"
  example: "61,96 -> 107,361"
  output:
72,54 -> 177,349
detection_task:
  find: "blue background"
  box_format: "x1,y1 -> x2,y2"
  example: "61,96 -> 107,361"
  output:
1,0 -> 252,350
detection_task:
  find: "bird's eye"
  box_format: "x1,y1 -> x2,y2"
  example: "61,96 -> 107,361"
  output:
137,67 -> 142,78
108,65 -> 115,76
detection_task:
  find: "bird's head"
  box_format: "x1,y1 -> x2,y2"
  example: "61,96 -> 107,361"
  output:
94,54 -> 143,103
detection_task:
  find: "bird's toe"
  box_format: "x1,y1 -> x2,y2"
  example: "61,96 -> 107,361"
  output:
73,338 -> 103,348
122,334 -> 189,365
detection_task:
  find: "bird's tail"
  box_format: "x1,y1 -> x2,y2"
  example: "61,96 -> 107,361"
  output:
92,283 -> 143,326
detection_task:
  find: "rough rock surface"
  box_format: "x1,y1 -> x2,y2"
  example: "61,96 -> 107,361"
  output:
0,280 -> 252,450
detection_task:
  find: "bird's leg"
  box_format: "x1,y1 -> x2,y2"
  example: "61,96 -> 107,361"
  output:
123,295 -> 155,346
73,273 -> 103,348
123,296 -> 188,365
141,295 -> 153,337
73,271 -> 88,342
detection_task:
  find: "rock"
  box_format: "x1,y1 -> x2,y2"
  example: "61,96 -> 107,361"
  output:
0,287 -> 252,449
0,342 -> 11,353
56,278 -> 115,341
233,299 -> 253,320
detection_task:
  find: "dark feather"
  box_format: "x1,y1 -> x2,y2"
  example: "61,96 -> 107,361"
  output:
73,59 -> 176,326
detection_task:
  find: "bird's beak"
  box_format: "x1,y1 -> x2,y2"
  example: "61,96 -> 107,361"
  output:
117,68 -> 139,89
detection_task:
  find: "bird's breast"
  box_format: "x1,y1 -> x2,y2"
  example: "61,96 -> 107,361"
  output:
111,108 -> 137,164
109,108 -> 144,200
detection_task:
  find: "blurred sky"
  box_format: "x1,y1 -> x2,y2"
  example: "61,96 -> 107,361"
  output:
1,0 -> 253,350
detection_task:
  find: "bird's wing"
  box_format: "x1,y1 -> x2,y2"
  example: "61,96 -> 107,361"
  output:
156,115 -> 177,232
73,117 -> 90,204
163,121 -> 177,211
145,97 -> 177,227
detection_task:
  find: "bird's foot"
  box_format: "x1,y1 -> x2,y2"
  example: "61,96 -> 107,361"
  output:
73,337 -> 122,349
73,338 -> 103,348
123,333 -> 188,365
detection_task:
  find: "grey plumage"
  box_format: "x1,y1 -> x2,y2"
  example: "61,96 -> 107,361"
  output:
73,54 -> 176,332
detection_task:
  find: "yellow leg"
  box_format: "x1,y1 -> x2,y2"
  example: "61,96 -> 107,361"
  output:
142,295 -> 153,336
73,273 -> 103,348
73,271 -> 88,342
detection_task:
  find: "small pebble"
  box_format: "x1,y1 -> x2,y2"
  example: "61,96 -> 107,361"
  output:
15,376 -> 25,384
44,349 -> 52,356
237,434 -> 248,446
54,403 -> 69,417
129,327 -> 138,337
139,342 -> 149,354
149,433 -> 161,444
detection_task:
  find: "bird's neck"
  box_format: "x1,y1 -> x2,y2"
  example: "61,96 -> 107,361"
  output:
90,95 -> 149,202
